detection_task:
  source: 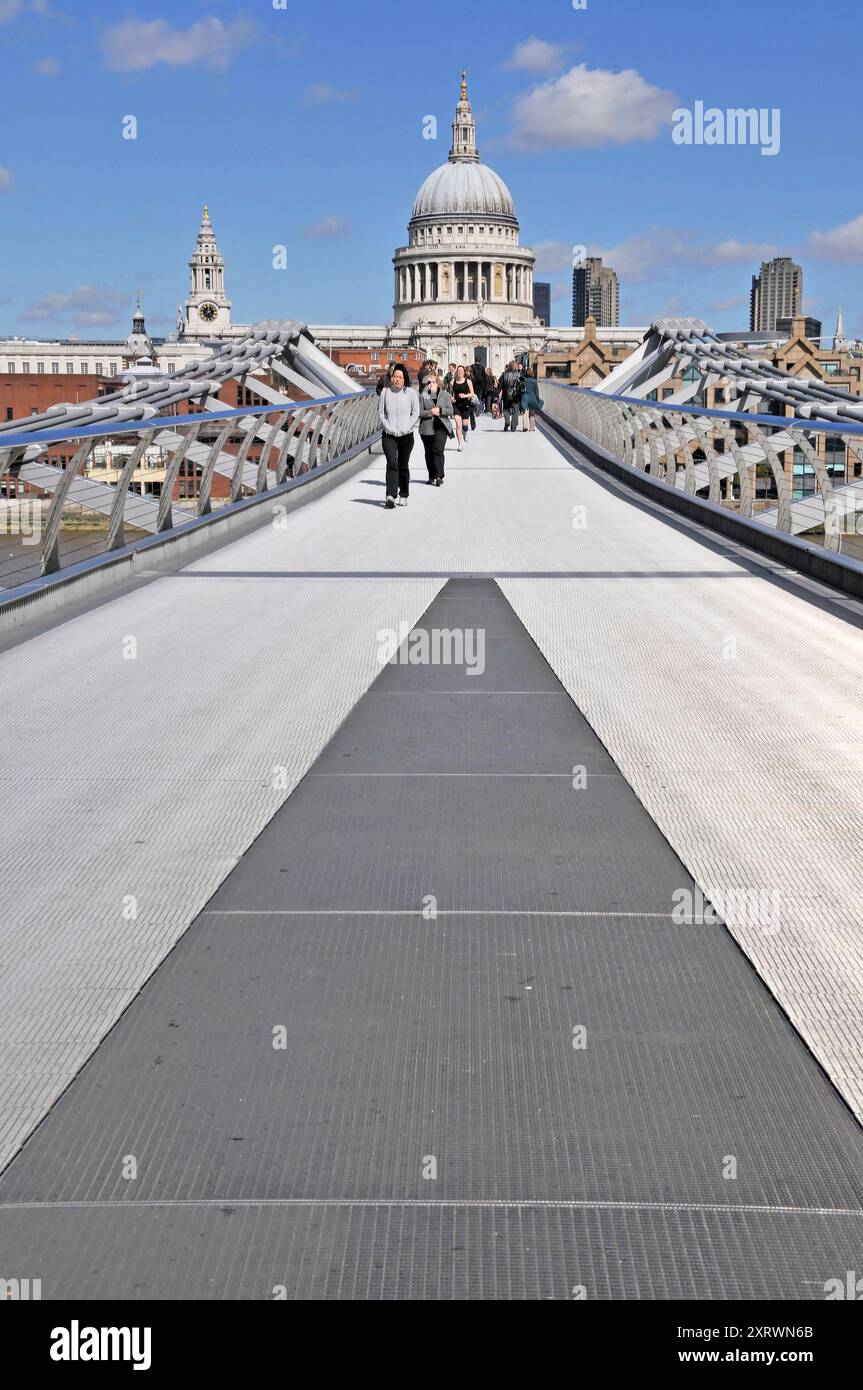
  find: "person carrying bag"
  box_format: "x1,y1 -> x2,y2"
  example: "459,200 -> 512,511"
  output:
418,371 -> 454,486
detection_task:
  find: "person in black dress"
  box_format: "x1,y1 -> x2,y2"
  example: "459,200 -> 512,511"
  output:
451,365 -> 472,451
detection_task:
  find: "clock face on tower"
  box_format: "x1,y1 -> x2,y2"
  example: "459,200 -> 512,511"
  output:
199,302 -> 218,322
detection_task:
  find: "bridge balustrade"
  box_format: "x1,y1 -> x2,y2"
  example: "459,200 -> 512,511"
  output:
540,381 -> 863,554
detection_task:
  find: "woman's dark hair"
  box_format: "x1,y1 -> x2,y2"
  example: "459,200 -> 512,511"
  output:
389,363 -> 409,385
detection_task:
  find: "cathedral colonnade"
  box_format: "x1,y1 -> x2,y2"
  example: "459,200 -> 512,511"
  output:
395,258 -> 533,308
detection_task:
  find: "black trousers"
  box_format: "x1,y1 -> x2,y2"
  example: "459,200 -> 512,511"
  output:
382,431 -> 414,497
503,400 -> 520,431
422,423 -> 447,480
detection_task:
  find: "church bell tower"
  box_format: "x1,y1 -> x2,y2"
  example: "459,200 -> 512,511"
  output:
182,205 -> 232,337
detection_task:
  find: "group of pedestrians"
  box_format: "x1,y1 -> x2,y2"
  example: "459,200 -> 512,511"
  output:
375,358 -> 543,509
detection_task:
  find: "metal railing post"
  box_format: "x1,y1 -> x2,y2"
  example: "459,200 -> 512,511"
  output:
197,421 -> 234,516
157,422 -> 202,532
40,438 -> 97,575
106,429 -> 156,552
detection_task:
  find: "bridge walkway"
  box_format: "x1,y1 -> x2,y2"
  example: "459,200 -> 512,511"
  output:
1,416 -> 862,1296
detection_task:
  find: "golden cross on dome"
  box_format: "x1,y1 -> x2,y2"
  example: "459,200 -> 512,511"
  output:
461,70 -> 467,101
203,204 -> 209,220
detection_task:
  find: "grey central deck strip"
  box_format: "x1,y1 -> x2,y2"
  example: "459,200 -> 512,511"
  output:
1,578 -> 862,1299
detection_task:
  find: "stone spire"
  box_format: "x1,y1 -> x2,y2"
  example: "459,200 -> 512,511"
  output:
449,69 -> 479,163
833,306 -> 848,349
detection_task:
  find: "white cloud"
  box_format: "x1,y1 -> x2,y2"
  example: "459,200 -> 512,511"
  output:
583,230 -> 782,284
503,38 -> 568,74
21,284 -> 128,326
806,213 -> 863,263
532,240 -> 577,274
102,15 -> 255,72
0,0 -> 57,20
0,166 -> 12,190
35,55 -> 59,75
704,239 -> 777,264
709,294 -> 747,312
300,82 -> 357,106
594,229 -> 694,283
509,63 -> 677,150
303,216 -> 351,239
530,229 -> 797,293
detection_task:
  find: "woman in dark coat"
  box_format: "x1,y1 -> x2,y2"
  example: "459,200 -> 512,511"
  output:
418,371 -> 454,485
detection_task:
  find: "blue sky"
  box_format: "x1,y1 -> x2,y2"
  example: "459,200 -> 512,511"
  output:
1,0 -> 861,339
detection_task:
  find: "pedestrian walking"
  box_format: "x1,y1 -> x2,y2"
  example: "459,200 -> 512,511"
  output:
450,365 -> 473,450
466,366 -> 480,429
500,361 -> 523,432
418,370 -> 454,486
375,361 -> 396,395
519,370 -> 544,430
378,364 -> 419,508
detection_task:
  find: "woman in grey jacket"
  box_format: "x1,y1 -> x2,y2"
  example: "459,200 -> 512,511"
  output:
418,371 -> 454,486
378,365 -> 420,507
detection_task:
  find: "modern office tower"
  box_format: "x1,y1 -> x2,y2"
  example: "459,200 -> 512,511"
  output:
533,281 -> 551,326
572,257 -> 619,328
750,256 -> 803,332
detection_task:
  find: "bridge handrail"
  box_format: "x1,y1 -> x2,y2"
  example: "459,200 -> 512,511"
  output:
0,390 -> 373,452
544,382 -> 863,438
0,390 -> 381,593
540,380 -> 863,556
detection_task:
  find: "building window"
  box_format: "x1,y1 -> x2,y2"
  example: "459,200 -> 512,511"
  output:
7,362 -> 14,372
37,362 -> 45,373
110,364 -> 118,375
168,363 -> 175,374
5,407 -> 12,420
51,362 -> 59,373
22,362 -> 29,372
95,362 -> 102,375
66,362 -> 74,373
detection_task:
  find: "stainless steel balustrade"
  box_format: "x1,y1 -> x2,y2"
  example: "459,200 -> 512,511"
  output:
540,381 -> 863,554
0,390 -> 379,585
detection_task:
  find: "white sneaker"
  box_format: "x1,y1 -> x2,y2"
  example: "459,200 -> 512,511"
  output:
385,496 -> 396,509
397,496 -> 408,506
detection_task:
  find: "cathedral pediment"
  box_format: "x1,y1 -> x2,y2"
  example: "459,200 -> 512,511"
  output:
450,314 -> 514,336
